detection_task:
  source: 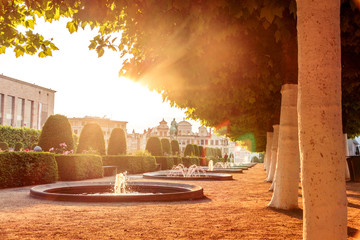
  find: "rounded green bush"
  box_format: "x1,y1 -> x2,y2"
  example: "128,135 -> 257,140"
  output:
76,123 -> 106,155
107,128 -> 127,155
145,137 -> 163,156
184,144 -> 195,157
161,138 -> 172,155
0,142 -> 9,151
171,140 -> 180,155
14,142 -> 24,151
38,114 -> 74,152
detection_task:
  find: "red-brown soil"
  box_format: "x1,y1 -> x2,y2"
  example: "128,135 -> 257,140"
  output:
0,164 -> 359,239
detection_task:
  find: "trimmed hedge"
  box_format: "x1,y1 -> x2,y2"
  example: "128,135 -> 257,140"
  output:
38,114 -> 74,152
155,156 -> 176,170
14,142 -> 24,151
0,152 -> 58,188
146,137 -> 163,156
0,125 -> 40,149
77,123 -> 106,155
107,128 -> 127,155
0,142 -> 9,151
55,154 -> 103,181
102,155 -> 158,174
181,157 -> 201,167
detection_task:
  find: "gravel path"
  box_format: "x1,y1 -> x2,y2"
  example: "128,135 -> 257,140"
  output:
1,164 -> 359,239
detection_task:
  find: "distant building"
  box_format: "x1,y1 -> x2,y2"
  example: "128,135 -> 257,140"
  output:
127,129 -> 147,154
68,116 -> 127,146
140,118 -> 233,156
0,74 -> 55,129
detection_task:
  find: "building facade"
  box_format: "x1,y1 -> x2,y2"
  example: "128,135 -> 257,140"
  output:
129,118 -> 234,156
0,74 -> 55,129
68,116 -> 127,146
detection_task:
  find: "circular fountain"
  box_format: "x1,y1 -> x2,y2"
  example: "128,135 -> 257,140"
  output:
30,181 -> 204,202
143,164 -> 233,181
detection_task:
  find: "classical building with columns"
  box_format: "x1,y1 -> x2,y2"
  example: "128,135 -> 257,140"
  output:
0,74 -> 55,129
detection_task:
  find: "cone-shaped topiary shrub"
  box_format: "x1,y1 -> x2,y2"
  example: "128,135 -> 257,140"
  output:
76,123 -> 106,155
38,114 -> 74,153
184,144 -> 195,157
14,142 -> 24,151
0,142 -> 9,151
145,137 -> 163,156
161,138 -> 172,155
171,139 -> 180,155
193,144 -> 200,157
107,128 -> 127,155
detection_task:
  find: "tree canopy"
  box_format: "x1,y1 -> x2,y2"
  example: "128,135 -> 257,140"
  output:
2,0 -> 360,150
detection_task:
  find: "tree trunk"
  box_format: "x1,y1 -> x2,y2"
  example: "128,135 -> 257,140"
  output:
266,125 -> 279,182
268,84 -> 300,209
297,0 -> 347,239
264,132 -> 273,174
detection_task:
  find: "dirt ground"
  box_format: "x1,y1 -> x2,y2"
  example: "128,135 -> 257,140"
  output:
0,164 -> 360,239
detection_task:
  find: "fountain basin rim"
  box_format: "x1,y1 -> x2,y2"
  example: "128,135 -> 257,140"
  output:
30,181 -> 204,202
143,171 -> 233,181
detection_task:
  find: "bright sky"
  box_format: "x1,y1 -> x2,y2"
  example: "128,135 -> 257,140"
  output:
0,18 -> 201,133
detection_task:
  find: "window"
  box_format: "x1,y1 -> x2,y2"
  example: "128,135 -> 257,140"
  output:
205,140 -> 208,145
0,94 -> 3,124
210,140 -> 214,145
5,96 -> 14,126
24,100 -> 33,128
215,140 -> 219,145
201,140 -> 204,145
74,129 -> 78,134
17,98 -> 25,127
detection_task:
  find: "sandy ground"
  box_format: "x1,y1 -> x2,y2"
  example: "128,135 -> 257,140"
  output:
0,164 -> 360,239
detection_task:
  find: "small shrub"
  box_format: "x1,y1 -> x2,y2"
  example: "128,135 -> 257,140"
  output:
0,142 -> 9,151
161,138 -> 172,155
55,154 -> 103,181
77,123 -> 105,155
171,140 -> 180,155
145,137 -> 163,156
14,142 -> 24,151
107,128 -> 127,155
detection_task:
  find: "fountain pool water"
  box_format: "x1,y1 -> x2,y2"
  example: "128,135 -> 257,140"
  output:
30,172 -> 204,202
